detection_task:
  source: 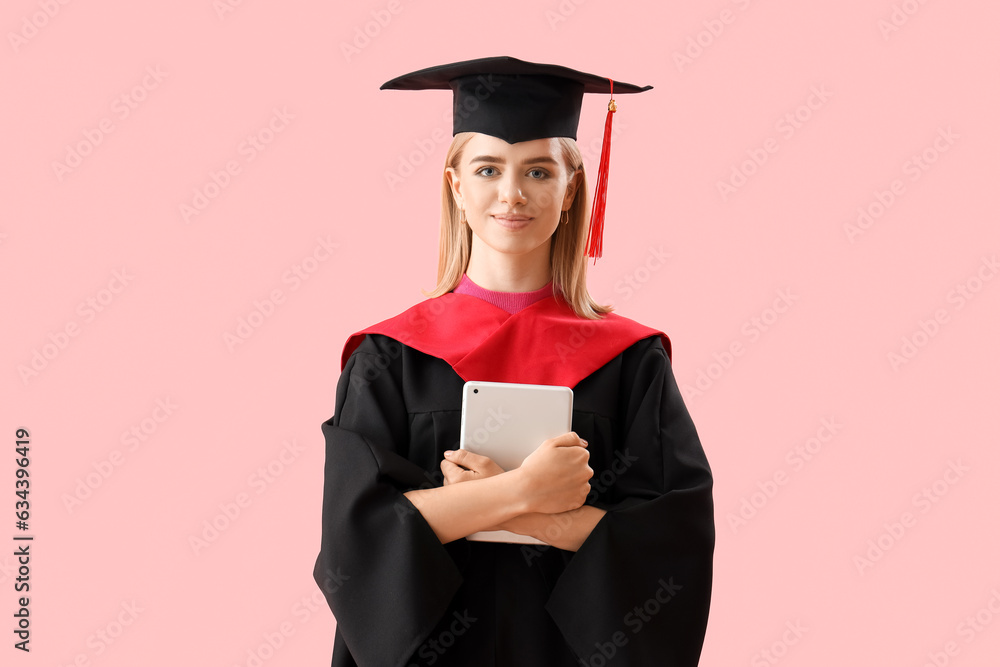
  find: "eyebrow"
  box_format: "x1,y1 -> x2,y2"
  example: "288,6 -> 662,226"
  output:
468,155 -> 559,166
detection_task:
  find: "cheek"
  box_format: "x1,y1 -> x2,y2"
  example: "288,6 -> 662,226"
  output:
463,184 -> 492,210
531,183 -> 567,210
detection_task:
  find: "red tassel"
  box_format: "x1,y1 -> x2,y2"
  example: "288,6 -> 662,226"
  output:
585,79 -> 616,262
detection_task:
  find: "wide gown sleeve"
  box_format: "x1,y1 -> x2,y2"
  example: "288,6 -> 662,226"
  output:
312,333 -> 463,667
546,337 -> 715,666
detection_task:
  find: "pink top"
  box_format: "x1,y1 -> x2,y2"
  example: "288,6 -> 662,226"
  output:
452,273 -> 554,314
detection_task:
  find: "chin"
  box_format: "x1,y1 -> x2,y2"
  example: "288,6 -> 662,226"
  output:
484,239 -> 545,256
470,227 -> 555,258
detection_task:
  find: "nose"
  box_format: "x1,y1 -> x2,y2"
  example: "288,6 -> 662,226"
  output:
497,173 -> 527,206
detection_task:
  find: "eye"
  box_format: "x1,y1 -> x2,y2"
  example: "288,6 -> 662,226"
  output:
475,166 -> 498,177
528,169 -> 548,179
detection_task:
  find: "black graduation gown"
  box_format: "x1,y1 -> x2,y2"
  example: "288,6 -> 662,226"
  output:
313,295 -> 714,667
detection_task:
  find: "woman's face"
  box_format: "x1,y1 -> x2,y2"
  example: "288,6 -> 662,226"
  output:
446,133 -> 578,263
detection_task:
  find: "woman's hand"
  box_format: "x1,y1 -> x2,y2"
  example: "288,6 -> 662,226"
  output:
440,449 -> 505,485
418,431 -> 604,551
513,431 -> 592,515
495,506 -> 607,552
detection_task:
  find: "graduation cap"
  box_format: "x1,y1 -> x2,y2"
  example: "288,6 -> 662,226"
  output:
380,56 -> 653,262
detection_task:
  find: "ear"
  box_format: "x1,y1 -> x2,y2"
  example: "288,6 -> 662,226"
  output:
445,166 -> 463,207
562,169 -> 581,210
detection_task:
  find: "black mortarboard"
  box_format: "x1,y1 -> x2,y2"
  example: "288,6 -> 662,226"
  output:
380,56 -> 653,261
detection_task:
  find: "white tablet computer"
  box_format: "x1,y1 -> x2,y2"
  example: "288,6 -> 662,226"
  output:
459,380 -> 573,544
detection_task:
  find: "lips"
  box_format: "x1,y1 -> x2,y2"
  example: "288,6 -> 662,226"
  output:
492,214 -> 532,229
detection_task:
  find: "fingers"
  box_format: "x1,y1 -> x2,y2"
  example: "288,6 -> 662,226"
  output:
547,431 -> 589,448
441,450 -> 503,485
440,458 -> 467,485
443,448 -> 487,470
444,449 -> 506,477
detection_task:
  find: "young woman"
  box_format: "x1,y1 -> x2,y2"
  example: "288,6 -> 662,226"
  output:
313,56 -> 714,667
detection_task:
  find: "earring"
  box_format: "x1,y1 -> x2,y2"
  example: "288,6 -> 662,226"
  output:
460,209 -> 467,224
561,210 -> 569,225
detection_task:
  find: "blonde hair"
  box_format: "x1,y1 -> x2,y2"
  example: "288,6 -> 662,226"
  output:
421,132 -> 613,319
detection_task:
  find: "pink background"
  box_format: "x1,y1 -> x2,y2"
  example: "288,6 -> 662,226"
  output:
3,1 -> 999,665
